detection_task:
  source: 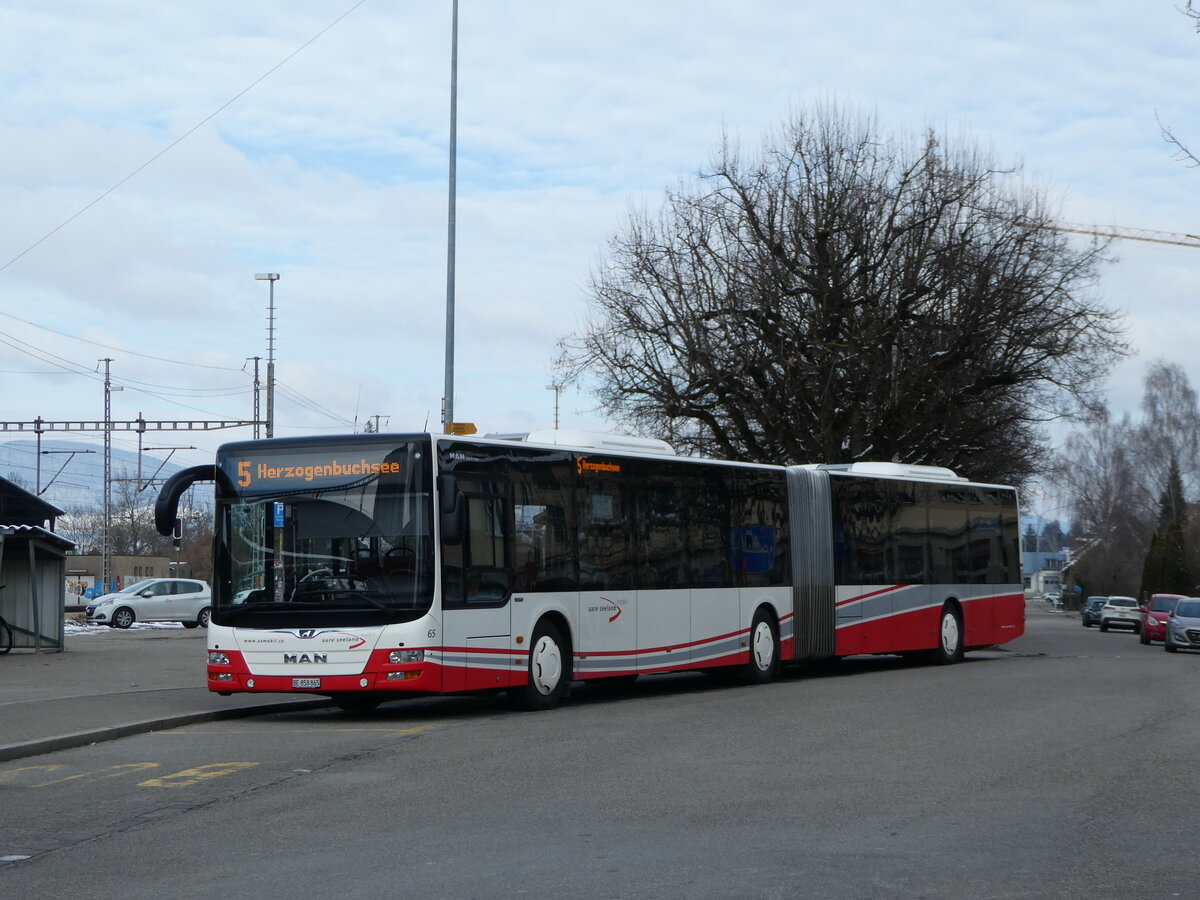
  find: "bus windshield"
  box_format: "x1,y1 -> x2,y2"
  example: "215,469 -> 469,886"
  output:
214,436 -> 434,628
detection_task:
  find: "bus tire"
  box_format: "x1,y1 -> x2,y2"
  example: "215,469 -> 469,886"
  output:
511,620 -> 570,711
930,603 -> 964,665
331,693 -> 382,712
743,608 -> 779,684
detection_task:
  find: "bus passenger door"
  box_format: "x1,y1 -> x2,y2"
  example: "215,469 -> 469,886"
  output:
576,459 -> 637,679
440,485 -> 515,692
635,471 -> 692,673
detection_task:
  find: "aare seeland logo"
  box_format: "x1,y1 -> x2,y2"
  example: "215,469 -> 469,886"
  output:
270,628 -> 367,649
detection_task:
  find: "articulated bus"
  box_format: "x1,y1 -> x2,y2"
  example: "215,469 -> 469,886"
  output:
155,431 -> 1024,711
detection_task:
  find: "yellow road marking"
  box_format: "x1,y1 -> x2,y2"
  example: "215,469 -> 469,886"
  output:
33,762 -> 161,788
0,764 -> 65,784
140,762 -> 260,788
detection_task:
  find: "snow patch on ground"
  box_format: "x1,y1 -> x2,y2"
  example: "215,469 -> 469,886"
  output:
64,620 -> 185,637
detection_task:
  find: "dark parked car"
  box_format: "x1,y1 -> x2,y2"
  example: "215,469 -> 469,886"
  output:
1141,593 -> 1186,645
1081,596 -> 1108,628
1164,597 -> 1200,653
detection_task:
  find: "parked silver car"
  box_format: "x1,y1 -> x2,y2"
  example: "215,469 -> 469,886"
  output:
85,578 -> 212,629
1164,597 -> 1200,653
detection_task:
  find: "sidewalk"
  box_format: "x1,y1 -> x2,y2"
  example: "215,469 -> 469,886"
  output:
0,624 -> 326,763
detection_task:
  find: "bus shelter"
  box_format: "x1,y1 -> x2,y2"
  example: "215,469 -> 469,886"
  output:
0,477 -> 75,653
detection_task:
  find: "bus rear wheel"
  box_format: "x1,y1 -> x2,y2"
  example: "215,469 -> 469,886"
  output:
930,604 -> 964,665
510,621 -> 570,711
743,608 -> 779,684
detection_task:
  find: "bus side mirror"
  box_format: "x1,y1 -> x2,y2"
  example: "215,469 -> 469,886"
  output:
438,475 -> 465,545
155,465 -> 221,535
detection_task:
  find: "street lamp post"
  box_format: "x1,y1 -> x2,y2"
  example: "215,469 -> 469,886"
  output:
442,0 -> 459,433
254,273 -> 279,438
545,383 -> 562,430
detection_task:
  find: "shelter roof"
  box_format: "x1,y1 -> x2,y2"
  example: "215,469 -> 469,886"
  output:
0,524 -> 76,552
0,475 -> 64,526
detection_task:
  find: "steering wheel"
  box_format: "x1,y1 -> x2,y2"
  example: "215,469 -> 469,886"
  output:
384,546 -> 417,572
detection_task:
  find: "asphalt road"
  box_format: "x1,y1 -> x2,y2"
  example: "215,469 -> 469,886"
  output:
2,604 -> 1197,899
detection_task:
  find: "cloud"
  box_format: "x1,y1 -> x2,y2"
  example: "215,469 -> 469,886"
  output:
1,0 -> 1198,473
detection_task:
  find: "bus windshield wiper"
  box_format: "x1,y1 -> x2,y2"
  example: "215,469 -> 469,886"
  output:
295,588 -> 393,611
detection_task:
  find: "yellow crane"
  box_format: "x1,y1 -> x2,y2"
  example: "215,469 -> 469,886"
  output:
1017,218 -> 1200,250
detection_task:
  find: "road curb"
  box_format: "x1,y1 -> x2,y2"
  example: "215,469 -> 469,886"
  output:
0,698 -> 330,764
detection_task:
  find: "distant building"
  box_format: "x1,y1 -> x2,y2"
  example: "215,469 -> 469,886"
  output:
64,554 -> 182,600
1023,550 -> 1067,597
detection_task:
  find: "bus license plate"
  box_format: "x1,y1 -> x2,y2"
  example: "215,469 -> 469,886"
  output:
292,678 -> 321,689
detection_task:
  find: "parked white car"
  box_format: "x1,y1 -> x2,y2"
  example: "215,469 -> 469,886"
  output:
1099,595 -> 1142,633
85,578 -> 212,629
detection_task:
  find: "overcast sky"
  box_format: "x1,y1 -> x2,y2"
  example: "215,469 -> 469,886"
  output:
1,1 -> 1198,495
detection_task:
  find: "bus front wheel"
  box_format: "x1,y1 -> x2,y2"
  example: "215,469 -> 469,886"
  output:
511,621 -> 570,711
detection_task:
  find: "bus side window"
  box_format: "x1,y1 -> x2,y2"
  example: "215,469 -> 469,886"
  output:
634,461 -> 690,591
689,468 -> 733,589
511,458 -> 576,593
929,488 -> 970,583
732,470 -> 790,588
576,465 -> 633,591
890,482 -> 929,585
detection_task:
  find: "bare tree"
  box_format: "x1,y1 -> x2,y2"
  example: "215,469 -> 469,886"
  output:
1158,2 -> 1200,166
559,105 -> 1127,485
1135,360 -> 1200,498
56,507 -> 104,555
109,475 -> 172,557
1058,411 -> 1152,596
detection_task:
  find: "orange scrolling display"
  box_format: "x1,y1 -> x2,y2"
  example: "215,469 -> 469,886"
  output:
237,458 -> 401,487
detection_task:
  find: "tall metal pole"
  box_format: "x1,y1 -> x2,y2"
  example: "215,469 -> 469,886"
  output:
255,273 -> 280,438
266,278 -> 276,439
34,417 -> 43,494
546,383 -> 562,430
247,356 -> 262,439
442,0 -> 459,432
101,358 -> 118,591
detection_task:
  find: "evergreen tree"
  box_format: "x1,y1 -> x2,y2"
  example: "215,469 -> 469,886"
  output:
1139,456 -> 1195,597
1023,523 -> 1039,552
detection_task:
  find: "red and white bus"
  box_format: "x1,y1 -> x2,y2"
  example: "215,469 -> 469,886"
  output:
156,430 -> 1024,711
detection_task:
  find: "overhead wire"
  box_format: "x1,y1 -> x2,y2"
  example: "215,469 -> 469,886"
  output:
0,314 -> 245,372
0,1 -> 373,432
0,0 -> 372,278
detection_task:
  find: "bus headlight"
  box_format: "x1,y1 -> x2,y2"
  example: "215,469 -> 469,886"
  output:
208,651 -> 230,665
389,649 -> 424,664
